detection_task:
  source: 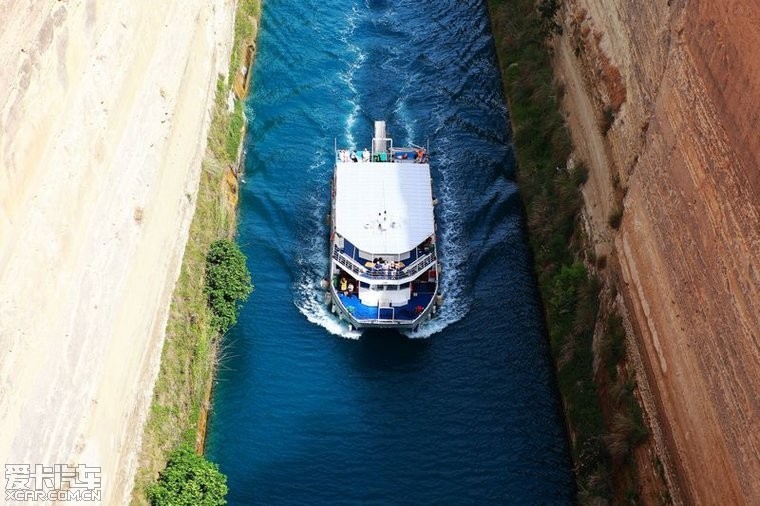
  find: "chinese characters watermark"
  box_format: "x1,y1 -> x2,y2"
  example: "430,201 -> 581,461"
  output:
5,464 -> 101,502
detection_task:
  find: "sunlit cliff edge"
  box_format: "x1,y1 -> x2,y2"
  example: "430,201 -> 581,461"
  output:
555,0 -> 760,502
0,1 -> 235,503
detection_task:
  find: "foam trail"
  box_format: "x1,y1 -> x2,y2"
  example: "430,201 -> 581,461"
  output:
337,4 -> 365,147
393,92 -> 415,145
294,277 -> 362,340
404,147 -> 472,338
293,155 -> 363,340
299,1 -> 472,340
293,5 -> 367,338
381,7 -> 472,339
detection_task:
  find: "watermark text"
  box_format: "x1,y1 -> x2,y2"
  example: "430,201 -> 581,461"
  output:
5,464 -> 101,502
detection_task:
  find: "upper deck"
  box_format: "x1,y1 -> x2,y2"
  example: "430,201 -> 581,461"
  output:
333,142 -> 433,256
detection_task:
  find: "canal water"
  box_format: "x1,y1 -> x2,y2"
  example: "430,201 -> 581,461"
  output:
206,0 -> 574,503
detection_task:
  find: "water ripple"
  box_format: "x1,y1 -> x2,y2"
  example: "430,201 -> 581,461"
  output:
208,0 -> 574,503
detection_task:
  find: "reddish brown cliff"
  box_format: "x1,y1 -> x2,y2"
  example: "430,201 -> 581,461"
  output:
555,0 -> 760,503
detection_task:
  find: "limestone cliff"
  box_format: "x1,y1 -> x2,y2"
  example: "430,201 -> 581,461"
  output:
0,1 -> 235,502
555,0 -> 760,502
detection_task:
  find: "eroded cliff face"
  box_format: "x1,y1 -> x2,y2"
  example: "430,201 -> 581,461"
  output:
0,1 -> 235,502
556,0 -> 760,503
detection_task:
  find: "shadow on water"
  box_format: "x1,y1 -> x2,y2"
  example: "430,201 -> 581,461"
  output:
338,329 -> 432,372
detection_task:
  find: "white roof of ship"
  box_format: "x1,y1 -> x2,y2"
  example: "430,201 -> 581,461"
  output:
335,161 -> 434,254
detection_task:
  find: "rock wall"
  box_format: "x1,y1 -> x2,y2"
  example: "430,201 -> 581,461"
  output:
555,0 -> 760,503
0,0 -> 235,502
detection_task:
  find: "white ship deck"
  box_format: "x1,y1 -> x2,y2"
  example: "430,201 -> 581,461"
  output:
334,161 -> 434,255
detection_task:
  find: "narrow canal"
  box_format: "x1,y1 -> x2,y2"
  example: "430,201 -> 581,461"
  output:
206,0 -> 574,503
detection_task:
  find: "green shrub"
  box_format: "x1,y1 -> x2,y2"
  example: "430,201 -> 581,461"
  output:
226,99 -> 245,161
600,105 -> 615,135
205,239 -> 253,333
537,0 -> 562,35
549,265 -> 605,460
148,445 -> 228,506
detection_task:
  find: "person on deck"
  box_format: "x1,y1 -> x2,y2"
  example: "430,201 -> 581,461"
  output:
362,148 -> 370,162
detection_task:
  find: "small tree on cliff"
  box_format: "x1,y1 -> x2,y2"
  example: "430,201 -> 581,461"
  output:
148,444 -> 228,506
205,239 -> 253,333
538,0 -> 562,35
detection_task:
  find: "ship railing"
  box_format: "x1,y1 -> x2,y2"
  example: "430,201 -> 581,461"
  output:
333,142 -> 429,164
362,253 -> 435,280
332,246 -> 365,276
333,245 -> 436,281
340,286 -> 438,326
402,252 -> 435,277
331,278 -> 439,327
377,306 -> 395,321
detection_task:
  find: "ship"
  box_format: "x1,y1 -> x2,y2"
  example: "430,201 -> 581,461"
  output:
324,121 -> 441,332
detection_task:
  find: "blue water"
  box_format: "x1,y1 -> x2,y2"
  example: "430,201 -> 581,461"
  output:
206,0 -> 574,503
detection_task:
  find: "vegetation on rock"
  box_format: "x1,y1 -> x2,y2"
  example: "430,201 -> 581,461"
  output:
487,0 -> 649,501
148,444 -> 228,506
205,239 -> 253,333
132,1 -> 261,503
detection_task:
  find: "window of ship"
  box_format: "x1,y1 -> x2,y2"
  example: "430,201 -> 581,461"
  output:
369,284 -> 401,291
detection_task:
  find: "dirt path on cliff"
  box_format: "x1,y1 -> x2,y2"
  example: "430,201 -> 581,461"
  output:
555,31 -> 679,504
555,36 -> 615,258
0,1 -> 234,503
